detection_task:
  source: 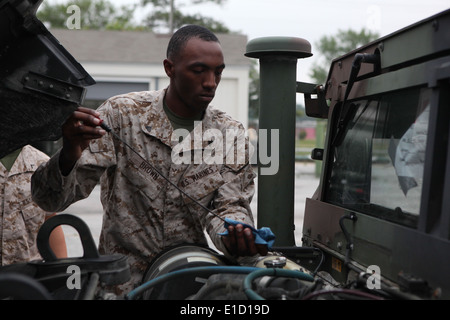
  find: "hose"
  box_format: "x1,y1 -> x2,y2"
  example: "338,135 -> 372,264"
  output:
126,266 -> 260,300
243,268 -> 315,300
301,288 -> 384,300
339,213 -> 357,266
81,272 -> 100,300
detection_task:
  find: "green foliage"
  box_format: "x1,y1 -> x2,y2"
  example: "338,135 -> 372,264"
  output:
37,0 -> 229,32
37,0 -> 143,30
143,7 -> 230,33
309,28 -> 380,85
141,0 -> 226,6
140,0 -> 230,33
37,0 -> 257,119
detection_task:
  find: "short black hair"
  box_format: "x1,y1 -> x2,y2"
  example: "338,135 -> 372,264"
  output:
166,25 -> 220,60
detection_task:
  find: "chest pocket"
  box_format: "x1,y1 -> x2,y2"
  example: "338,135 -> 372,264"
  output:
19,200 -> 45,240
179,165 -> 225,206
121,152 -> 168,201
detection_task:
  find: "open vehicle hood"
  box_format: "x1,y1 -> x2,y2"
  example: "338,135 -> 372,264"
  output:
0,0 -> 95,158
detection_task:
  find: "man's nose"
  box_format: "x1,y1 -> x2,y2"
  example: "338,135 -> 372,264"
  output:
203,71 -> 218,89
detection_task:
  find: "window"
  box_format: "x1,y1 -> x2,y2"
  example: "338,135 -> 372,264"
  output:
325,87 -> 431,228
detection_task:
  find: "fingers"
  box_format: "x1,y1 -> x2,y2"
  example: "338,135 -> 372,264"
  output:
222,225 -> 237,254
60,107 -> 107,169
73,106 -> 102,126
223,224 -> 268,257
234,224 -> 247,256
64,107 -> 106,139
243,227 -> 258,256
244,228 -> 269,256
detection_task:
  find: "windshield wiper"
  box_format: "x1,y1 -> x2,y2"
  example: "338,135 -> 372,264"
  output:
331,53 -> 380,147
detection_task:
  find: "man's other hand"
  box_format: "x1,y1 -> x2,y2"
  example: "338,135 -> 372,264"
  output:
222,224 -> 268,257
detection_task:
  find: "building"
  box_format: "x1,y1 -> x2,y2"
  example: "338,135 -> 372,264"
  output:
50,29 -> 251,127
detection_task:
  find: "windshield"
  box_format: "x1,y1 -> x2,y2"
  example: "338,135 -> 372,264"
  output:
325,86 -> 431,228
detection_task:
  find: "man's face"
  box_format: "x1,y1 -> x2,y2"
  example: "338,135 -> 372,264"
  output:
165,37 -> 225,116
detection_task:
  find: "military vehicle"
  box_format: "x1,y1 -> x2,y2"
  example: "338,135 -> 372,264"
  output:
238,7 -> 450,301
0,0 -> 449,300
296,8 -> 450,300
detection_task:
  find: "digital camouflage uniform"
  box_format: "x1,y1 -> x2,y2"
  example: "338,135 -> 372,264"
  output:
31,89 -> 256,295
0,145 -> 53,265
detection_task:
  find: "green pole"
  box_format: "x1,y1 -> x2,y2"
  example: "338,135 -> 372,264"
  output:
245,37 -> 312,246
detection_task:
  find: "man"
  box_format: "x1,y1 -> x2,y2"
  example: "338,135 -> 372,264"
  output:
1,145 -> 67,266
31,25 -> 266,295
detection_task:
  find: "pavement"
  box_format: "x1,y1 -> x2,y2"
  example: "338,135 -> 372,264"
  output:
62,162 -> 320,257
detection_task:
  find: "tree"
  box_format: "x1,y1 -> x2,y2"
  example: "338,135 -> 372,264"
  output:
140,0 -> 229,33
309,28 -> 380,85
37,0 -> 143,30
37,0 -> 230,33
37,0 -> 259,121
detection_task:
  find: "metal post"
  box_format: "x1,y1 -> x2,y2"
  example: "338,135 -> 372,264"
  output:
245,37 -> 312,246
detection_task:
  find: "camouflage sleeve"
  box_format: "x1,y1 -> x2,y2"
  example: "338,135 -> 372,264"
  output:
31,149 -> 76,212
31,101 -> 117,213
206,162 -> 257,257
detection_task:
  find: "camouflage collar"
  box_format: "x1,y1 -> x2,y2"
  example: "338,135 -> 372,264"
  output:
141,88 -> 222,151
0,146 -> 40,177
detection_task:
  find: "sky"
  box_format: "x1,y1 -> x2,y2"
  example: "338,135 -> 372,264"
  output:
45,0 -> 449,82
118,0 -> 449,83
179,0 -> 449,82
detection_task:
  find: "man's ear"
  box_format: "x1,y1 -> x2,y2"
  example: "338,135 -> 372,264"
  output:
163,59 -> 174,78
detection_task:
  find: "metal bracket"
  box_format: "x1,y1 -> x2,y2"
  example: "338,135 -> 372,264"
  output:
21,71 -> 86,104
297,82 -> 329,119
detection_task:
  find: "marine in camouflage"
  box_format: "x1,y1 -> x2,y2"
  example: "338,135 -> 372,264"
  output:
1,145 -> 53,265
31,88 -> 257,295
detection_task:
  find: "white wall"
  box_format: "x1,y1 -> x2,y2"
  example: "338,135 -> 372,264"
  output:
82,62 -> 250,127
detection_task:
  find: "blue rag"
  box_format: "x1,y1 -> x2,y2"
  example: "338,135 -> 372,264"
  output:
219,218 -> 275,249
